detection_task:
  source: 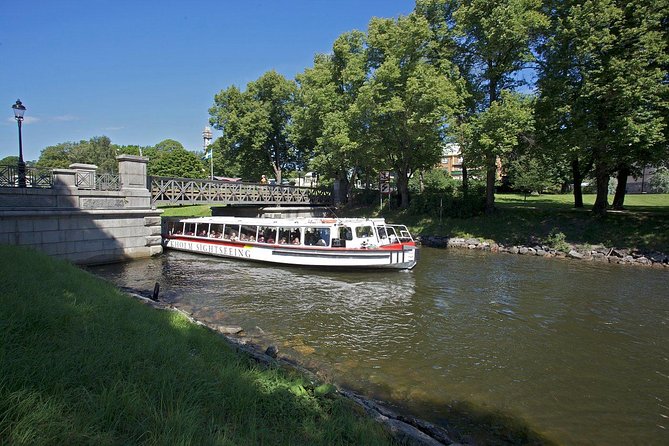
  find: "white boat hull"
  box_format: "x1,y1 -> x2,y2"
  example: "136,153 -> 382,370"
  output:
164,237 -> 417,270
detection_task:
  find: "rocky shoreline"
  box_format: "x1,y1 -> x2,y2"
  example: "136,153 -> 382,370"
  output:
123,287 -> 456,446
419,235 -> 669,268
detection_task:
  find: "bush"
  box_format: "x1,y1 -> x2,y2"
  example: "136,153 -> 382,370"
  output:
545,229 -> 571,252
350,188 -> 380,206
649,167 -> 669,193
408,181 -> 486,218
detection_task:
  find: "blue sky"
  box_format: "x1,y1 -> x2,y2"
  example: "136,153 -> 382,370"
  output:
1,0 -> 415,162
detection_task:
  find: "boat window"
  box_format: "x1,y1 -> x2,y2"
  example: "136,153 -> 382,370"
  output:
305,227 -> 330,246
223,224 -> 240,241
258,226 -> 276,243
356,226 -> 373,238
277,227 -> 292,244
184,223 -> 196,235
339,226 -> 353,240
196,223 -> 209,237
376,226 -> 388,240
210,223 -> 223,238
167,221 -> 183,235
288,227 -> 302,245
240,225 -> 257,242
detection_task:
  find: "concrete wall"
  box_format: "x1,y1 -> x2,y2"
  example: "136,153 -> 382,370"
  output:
0,155 -> 162,264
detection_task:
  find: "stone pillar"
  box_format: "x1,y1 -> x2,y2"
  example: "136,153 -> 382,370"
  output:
117,155 -> 151,209
117,155 -> 149,190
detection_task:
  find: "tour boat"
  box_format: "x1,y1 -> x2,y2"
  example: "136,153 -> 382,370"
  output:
163,216 -> 418,270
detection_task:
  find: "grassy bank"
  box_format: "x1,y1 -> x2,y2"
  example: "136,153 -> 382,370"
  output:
0,245 -> 396,445
160,193 -> 669,253
400,193 -> 669,253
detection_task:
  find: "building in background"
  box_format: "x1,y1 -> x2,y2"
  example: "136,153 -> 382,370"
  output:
439,143 -> 463,179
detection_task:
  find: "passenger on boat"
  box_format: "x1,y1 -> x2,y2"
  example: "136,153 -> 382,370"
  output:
267,238 -> 275,244
316,238 -> 326,246
292,237 -> 300,245
258,235 -> 265,243
279,237 -> 287,244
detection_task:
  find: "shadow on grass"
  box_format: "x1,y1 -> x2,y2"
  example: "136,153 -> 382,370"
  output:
0,245 -> 395,445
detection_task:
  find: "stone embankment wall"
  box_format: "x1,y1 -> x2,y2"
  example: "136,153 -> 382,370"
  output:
420,235 -> 669,268
0,156 -> 162,264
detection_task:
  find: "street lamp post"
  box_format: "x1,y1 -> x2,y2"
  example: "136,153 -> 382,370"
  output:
12,99 -> 27,188
203,126 -> 213,180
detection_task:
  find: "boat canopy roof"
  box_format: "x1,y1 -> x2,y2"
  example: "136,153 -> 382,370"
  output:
175,216 -> 389,227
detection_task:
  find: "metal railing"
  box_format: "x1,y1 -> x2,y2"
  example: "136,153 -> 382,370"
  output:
149,176 -> 332,206
0,165 -> 53,188
75,170 -> 120,191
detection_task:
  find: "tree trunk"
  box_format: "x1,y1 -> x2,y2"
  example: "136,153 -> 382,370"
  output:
462,162 -> 469,196
612,165 -> 629,210
571,158 -> 584,208
346,170 -> 358,204
592,161 -> 610,215
397,170 -> 410,209
484,153 -> 496,215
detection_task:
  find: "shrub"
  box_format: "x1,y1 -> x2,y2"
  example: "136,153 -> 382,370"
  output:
649,167 -> 669,193
545,229 -> 571,252
408,181 -> 486,218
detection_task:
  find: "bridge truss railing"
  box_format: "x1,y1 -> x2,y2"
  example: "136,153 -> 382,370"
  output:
149,176 -> 333,206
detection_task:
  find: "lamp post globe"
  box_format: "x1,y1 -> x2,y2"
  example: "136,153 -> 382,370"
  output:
12,99 -> 27,188
203,126 -> 213,180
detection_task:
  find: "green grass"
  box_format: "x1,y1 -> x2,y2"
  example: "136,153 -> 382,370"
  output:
158,204 -> 213,217
0,245 -> 397,446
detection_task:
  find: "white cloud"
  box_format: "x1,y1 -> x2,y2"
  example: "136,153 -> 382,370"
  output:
5,116 -> 40,124
51,114 -> 79,122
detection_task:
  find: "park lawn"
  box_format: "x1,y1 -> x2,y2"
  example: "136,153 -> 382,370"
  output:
0,245 -> 397,446
158,204 -> 213,217
403,193 -> 669,252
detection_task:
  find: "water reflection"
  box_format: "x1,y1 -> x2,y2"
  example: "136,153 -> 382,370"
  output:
90,248 -> 669,445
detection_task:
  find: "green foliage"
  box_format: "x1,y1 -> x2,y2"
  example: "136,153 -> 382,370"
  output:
506,154 -> 559,196
545,229 -> 571,252
209,71 -> 299,183
537,0 -> 668,213
0,155 -> 19,165
36,136 -> 118,172
650,167 -> 669,193
409,168 -> 460,192
408,180 -> 486,218
0,245 -> 396,446
292,31 -> 372,191
150,145 -> 206,178
364,14 -> 466,209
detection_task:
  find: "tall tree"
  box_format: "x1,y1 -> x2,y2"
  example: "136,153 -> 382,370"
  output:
209,71 -> 299,183
538,0 -> 668,214
150,145 -> 206,178
362,13 -> 465,208
449,0 -> 548,214
292,31 -> 372,203
36,137 -> 118,172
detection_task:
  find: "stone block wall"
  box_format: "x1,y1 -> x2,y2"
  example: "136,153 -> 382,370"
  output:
0,156 -> 162,265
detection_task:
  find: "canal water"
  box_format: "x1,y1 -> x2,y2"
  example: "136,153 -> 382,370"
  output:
90,248 -> 669,444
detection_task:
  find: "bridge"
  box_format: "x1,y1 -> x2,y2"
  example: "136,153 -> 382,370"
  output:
149,176 -> 333,207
